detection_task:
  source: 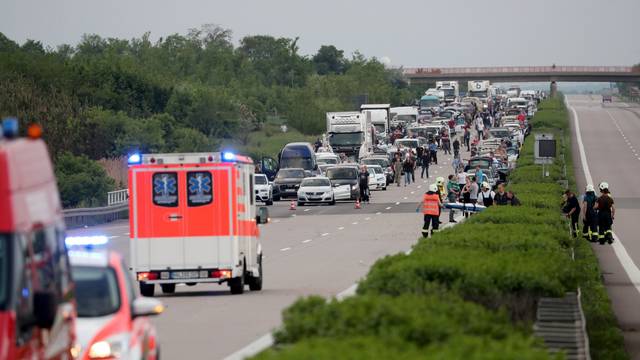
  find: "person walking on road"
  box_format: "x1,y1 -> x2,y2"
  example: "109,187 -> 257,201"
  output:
418,184 -> 442,238
562,189 -> 581,238
441,130 -> 451,155
420,149 -> 430,179
451,156 -> 462,175
581,184 -> 598,242
447,175 -> 460,223
429,140 -> 438,165
403,154 -> 414,186
393,153 -> 402,187
478,182 -> 495,207
594,182 -> 615,244
463,127 -> 471,152
452,137 -> 460,158
358,165 -> 371,204
494,184 -> 509,206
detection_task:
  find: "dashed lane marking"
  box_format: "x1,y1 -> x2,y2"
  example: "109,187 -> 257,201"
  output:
304,209 -> 310,212
352,222 -> 358,225
280,247 -> 291,252
385,206 -> 392,210
364,217 -> 371,221
108,236 -> 120,239
376,212 -> 381,215
338,227 -> 345,230
395,202 -> 400,205
302,239 -> 312,243
321,233 -> 330,237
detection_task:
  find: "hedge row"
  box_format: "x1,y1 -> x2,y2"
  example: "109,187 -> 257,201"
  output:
256,97 -> 625,359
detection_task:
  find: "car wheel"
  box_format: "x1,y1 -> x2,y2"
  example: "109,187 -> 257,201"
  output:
161,284 -> 176,294
139,282 -> 155,297
248,255 -> 263,291
297,201 -> 304,206
266,196 -> 273,206
273,195 -> 280,202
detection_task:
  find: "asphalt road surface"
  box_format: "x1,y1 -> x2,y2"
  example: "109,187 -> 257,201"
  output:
69,148 -> 464,359
567,95 -> 640,358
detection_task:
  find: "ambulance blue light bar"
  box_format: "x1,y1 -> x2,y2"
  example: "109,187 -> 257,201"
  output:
1,118 -> 19,139
65,235 -> 109,247
128,153 -> 142,165
222,152 -> 236,162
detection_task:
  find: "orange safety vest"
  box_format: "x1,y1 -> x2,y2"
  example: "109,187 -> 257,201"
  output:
422,193 -> 440,215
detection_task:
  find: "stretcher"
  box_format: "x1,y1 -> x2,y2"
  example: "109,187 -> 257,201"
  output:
444,202 -> 487,212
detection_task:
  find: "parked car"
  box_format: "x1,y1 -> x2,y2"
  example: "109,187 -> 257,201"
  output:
367,165 -> 387,190
254,173 -> 273,205
272,168 -> 306,200
325,165 -> 360,201
360,155 -> 393,184
297,177 -> 335,206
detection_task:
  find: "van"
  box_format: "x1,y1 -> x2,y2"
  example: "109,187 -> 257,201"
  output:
278,142 -> 318,173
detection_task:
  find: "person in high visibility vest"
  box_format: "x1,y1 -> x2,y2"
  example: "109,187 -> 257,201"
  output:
581,184 -> 598,242
594,181 -> 615,245
418,184 -> 442,238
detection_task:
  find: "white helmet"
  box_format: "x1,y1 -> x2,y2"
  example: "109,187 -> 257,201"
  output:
429,184 -> 438,192
599,182 -> 609,191
482,181 -> 490,189
436,176 -> 445,186
585,184 -> 595,192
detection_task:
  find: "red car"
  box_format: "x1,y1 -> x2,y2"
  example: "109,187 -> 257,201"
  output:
68,240 -> 163,360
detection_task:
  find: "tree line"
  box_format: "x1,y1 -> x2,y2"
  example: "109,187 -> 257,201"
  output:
0,25 -> 420,207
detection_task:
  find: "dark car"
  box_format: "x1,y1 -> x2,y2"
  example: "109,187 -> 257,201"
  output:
272,168 -> 306,201
325,165 -> 360,201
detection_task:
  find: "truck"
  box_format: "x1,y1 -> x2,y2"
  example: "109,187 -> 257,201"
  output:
419,95 -> 441,113
360,104 -> 390,136
390,106 -> 418,128
326,111 -> 366,160
467,80 -> 491,99
436,81 -> 459,103
425,88 -> 445,101
0,119 -> 77,359
128,151 -> 268,296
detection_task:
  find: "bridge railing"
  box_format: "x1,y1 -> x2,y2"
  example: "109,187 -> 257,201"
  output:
108,188 -> 129,206
403,66 -> 637,75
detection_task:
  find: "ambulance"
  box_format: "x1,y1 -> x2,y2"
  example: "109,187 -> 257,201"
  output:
128,152 -> 268,296
0,119 -> 77,359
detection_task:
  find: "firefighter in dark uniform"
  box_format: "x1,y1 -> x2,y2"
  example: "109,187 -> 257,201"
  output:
594,182 -> 615,245
581,184 -> 598,242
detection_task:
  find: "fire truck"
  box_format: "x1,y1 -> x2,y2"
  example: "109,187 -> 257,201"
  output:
0,119 -> 77,359
128,152 -> 268,296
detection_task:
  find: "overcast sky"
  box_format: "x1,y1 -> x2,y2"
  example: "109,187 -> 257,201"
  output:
2,0 -> 639,67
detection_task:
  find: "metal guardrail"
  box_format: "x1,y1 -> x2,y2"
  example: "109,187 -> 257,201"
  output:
63,202 -> 129,228
108,189 -> 129,206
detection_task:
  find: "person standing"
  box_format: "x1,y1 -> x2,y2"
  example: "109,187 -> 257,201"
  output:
393,153 -> 402,187
418,184 -> 442,237
581,184 -> 598,242
403,154 -> 413,186
420,149 -> 430,179
474,166 -> 484,187
452,137 -> 460,158
447,175 -> 460,223
441,130 -> 450,155
456,169 -> 467,191
463,127 -> 471,152
358,165 -> 371,203
594,182 -> 615,244
494,184 -> 509,206
477,182 -> 495,207
475,116 -> 484,140
429,140 -> 438,165
562,189 -> 581,238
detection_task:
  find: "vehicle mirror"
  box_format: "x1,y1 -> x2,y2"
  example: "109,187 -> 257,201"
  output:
132,297 -> 164,318
257,206 -> 269,224
34,291 -> 57,329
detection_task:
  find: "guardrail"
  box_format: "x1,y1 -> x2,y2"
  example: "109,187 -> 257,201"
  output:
108,189 -> 129,206
63,202 -> 129,229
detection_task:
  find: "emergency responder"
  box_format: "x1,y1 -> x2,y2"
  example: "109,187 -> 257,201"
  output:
562,190 -> 580,238
436,177 -> 446,201
581,184 -> 598,242
594,182 -> 615,244
418,184 -> 442,237
447,175 -> 460,223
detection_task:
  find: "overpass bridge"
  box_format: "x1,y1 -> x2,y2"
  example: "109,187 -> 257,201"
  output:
403,66 -> 640,85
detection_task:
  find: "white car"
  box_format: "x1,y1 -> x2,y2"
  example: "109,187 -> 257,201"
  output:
297,177 -> 335,206
254,174 -> 273,205
316,152 -> 340,166
367,165 -> 387,190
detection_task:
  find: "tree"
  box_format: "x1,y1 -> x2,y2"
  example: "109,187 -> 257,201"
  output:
313,45 -> 345,75
54,153 -> 115,208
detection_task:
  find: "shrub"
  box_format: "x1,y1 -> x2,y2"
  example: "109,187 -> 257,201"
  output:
54,152 -> 116,208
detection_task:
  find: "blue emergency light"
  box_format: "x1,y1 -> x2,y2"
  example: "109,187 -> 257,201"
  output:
222,152 -> 236,162
127,153 -> 142,165
65,235 -> 109,248
1,118 -> 19,139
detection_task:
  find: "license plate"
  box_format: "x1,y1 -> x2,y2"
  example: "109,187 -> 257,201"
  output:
171,271 -> 200,279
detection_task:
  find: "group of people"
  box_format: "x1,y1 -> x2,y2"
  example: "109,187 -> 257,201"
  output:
563,182 -> 615,244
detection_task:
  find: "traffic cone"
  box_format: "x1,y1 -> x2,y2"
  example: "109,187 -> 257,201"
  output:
354,200 -> 361,209
289,201 -> 296,210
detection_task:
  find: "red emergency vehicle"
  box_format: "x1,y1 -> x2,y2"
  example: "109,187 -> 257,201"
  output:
128,152 -> 267,296
0,119 -> 77,359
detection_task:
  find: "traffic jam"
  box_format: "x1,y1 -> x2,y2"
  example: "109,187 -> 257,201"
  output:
0,80 -> 542,359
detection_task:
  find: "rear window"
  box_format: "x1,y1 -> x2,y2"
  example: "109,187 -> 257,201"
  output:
153,172 -> 178,207
73,266 -> 121,317
187,171 -> 213,207
326,168 -> 357,180
254,175 -> 267,185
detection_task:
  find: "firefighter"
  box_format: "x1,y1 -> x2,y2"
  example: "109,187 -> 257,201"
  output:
581,184 -> 598,242
436,177 -> 446,201
562,189 -> 580,238
418,184 -> 442,237
594,182 -> 615,245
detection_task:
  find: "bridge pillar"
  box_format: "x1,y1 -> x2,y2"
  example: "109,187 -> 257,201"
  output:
550,81 -> 558,97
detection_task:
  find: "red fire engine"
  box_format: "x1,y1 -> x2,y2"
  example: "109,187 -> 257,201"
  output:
128,152 -> 267,296
0,119 -> 77,359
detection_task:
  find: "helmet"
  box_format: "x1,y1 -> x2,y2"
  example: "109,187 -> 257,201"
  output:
436,177 -> 445,185
429,184 -> 438,192
482,181 -> 490,189
599,182 -> 609,191
585,184 -> 595,192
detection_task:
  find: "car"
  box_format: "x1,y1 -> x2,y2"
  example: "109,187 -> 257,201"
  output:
297,177 -> 335,205
69,244 -> 163,360
254,173 -> 273,205
366,165 -> 387,190
602,94 -> 612,103
316,152 -> 340,166
360,156 -> 393,184
272,168 -> 306,200
318,163 -> 334,175
325,165 -> 360,201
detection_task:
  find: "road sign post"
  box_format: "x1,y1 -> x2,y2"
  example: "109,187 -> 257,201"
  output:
534,133 -> 556,177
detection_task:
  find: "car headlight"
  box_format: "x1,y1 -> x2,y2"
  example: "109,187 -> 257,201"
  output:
88,333 -> 129,359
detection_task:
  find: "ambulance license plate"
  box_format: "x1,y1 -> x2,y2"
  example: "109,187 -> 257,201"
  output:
171,271 -> 200,279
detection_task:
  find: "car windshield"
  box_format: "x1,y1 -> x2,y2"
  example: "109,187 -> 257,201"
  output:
317,157 -> 338,165
490,130 -> 510,138
469,159 -> 491,169
277,169 -> 305,179
420,99 -> 439,108
442,88 -> 455,96
368,167 -> 381,174
362,158 -> 388,168
72,266 -> 121,317
301,178 -> 331,187
0,235 -> 8,310
326,168 -> 357,180
329,133 -> 363,146
254,176 -> 267,185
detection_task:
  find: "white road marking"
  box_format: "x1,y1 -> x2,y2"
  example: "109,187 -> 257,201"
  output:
365,217 -> 371,221
385,206 -> 392,210
338,227 -> 345,230
335,283 -> 358,301
395,202 -> 400,205
124,232 -> 130,235
291,214 -> 297,217
352,222 -> 358,225
304,209 -> 310,212
403,197 -> 408,200
302,239 -> 312,243
411,191 -> 415,194
223,333 -> 274,360
280,247 -> 291,252
108,236 -> 119,239
376,212 -> 381,215
570,100 -> 640,297
417,185 -> 422,189
273,219 -> 280,223
321,233 -> 330,237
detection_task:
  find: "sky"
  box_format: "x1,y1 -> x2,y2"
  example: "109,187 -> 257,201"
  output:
2,0 -> 639,68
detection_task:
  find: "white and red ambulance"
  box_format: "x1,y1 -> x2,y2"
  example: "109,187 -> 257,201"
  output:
128,152 -> 267,296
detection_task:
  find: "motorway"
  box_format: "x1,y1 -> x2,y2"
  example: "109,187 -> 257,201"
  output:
68,151 -> 463,359
567,95 -> 640,358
